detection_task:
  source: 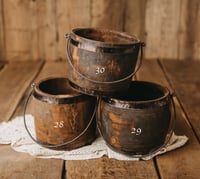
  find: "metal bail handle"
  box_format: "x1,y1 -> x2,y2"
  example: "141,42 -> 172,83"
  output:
65,33 -> 145,84
96,93 -> 176,159
23,83 -> 97,149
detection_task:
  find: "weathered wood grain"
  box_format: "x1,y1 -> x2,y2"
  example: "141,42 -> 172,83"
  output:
91,0 -> 124,31
35,60 -> 68,80
1,0 -> 200,61
30,0 -> 57,61
137,60 -> 200,179
3,0 -> 33,61
157,60 -> 200,179
158,143 -> 200,179
161,60 -> 200,141
66,156 -> 158,179
136,59 -> 171,88
178,0 -> 200,60
3,0 -> 58,61
156,101 -> 200,179
145,0 -> 181,60
0,145 -> 63,179
0,0 -> 5,61
124,0 -> 146,41
0,61 -> 43,122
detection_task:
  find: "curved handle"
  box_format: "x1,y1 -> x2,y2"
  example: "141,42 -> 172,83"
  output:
65,33 -> 145,84
23,84 -> 97,149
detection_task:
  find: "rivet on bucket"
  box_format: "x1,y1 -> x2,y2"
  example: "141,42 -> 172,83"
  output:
97,81 -> 176,157
24,77 -> 97,150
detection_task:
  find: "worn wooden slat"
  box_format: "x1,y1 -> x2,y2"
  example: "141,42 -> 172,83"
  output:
3,0 -> 57,61
91,0 -> 124,31
56,0 -> 90,60
160,60 -> 200,141
3,0 -> 32,61
178,0 -> 200,60
156,102 -> 200,179
157,60 -> 200,179
137,60 -> 200,179
0,61 -> 43,122
145,0 -> 181,60
158,143 -> 200,179
1,0 -> 200,62
66,156 -> 158,179
124,0 -> 146,41
35,60 -> 68,80
31,0 -> 57,61
0,145 -> 63,179
0,0 -> 5,61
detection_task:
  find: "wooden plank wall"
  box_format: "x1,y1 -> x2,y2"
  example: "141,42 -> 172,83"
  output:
0,0 -> 199,61
0,0 -> 5,60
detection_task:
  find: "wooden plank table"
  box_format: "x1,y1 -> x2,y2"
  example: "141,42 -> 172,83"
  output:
0,59 -> 199,179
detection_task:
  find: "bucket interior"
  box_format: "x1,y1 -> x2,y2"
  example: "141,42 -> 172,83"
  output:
38,78 -> 78,96
116,81 -> 169,102
73,28 -> 139,44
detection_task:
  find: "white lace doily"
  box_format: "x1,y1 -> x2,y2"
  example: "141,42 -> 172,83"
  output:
0,115 -> 188,161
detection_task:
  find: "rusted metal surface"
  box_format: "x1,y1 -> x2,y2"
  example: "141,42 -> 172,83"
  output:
65,28 -> 144,96
98,81 -> 174,157
25,77 -> 97,150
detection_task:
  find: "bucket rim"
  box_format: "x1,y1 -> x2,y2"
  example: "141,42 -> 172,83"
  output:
33,77 -> 85,104
70,27 -> 141,47
102,81 -> 171,106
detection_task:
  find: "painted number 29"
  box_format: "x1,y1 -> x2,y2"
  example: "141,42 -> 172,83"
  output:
54,121 -> 64,128
131,128 -> 142,135
95,67 -> 105,74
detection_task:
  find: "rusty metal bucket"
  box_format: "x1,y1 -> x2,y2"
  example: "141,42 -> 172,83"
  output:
97,81 -> 175,157
65,28 -> 145,96
24,77 -> 97,150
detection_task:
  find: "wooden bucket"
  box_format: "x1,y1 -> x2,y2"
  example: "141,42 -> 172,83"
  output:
97,81 -> 175,157
24,77 -> 97,150
65,28 -> 145,96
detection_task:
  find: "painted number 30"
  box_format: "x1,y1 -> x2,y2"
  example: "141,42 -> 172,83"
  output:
95,67 -> 105,74
131,128 -> 142,135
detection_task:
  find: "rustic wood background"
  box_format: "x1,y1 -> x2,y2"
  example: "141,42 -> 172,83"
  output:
0,0 -> 200,61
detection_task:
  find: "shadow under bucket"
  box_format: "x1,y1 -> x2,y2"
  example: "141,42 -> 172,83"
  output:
65,28 -> 145,96
97,81 -> 175,157
24,77 -> 97,150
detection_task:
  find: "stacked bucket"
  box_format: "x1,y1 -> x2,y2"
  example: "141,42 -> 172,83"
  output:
24,28 -> 175,158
